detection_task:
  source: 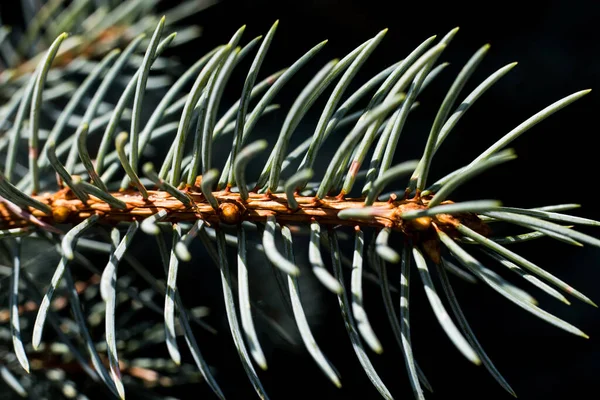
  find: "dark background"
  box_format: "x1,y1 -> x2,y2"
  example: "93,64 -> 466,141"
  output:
1,0 -> 599,399
186,1 -> 600,400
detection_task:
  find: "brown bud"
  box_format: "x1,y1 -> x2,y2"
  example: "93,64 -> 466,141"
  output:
52,205 -> 71,224
219,202 -> 241,225
410,216 -> 432,231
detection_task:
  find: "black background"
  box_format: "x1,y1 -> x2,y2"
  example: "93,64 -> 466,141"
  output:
186,1 -> 600,400
2,0 -> 599,399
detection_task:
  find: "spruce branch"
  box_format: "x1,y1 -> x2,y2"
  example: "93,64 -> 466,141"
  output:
0,2 -> 596,399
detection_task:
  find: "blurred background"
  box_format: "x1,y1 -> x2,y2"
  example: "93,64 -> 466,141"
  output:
1,0 -> 599,399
